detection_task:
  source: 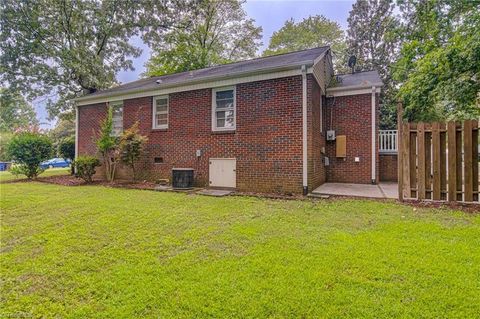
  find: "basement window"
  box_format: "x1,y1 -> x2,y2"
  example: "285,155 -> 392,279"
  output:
212,87 -> 236,131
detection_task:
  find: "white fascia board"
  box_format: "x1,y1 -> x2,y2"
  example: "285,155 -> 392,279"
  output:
326,85 -> 382,97
75,63 -> 315,106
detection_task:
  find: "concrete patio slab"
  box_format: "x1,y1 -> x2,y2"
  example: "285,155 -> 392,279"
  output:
378,182 -> 398,199
312,182 -> 398,199
196,189 -> 233,197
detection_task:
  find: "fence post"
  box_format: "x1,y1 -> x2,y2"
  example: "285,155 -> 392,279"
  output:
397,102 -> 404,201
447,121 -> 457,202
432,123 -> 441,200
417,123 -> 426,200
464,120 -> 473,202
472,120 -> 479,202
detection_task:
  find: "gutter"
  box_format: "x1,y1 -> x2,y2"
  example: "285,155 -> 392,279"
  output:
326,82 -> 383,93
74,60 -> 317,104
371,86 -> 377,184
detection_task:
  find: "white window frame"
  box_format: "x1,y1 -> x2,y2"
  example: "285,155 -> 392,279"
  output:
212,86 -> 236,132
109,100 -> 123,137
152,95 -> 169,130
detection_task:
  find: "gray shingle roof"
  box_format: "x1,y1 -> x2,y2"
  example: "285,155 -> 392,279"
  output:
330,70 -> 383,89
76,46 -> 329,101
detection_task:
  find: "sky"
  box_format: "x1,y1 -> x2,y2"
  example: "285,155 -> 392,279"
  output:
36,0 -> 355,128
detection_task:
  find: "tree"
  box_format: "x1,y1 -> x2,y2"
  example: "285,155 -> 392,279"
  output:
119,122 -> 148,181
0,88 -> 38,131
49,117 -> 75,152
0,131 -> 13,161
0,0 -> 182,118
7,132 -> 52,179
59,136 -> 76,174
346,0 -> 399,129
95,107 -> 119,182
145,0 -> 262,76
394,0 -> 480,121
263,15 -> 346,71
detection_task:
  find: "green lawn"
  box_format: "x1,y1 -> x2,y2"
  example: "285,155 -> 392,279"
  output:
0,167 -> 70,183
1,182 -> 479,318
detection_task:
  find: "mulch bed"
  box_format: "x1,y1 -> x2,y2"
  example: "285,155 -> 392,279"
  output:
37,174 -> 157,190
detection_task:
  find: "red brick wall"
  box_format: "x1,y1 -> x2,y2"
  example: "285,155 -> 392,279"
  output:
379,154 -> 398,182
78,76 -> 304,194
324,93 -> 379,184
77,102 -> 107,156
307,75 -> 326,191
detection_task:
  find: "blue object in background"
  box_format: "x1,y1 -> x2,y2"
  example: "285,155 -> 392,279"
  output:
0,162 -> 11,171
40,158 -> 71,169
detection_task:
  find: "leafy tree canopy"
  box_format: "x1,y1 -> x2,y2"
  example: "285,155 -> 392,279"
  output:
0,88 -> 38,132
394,0 -> 480,121
0,0 -> 182,118
49,118 -> 75,149
263,15 -> 346,71
346,0 -> 400,129
145,0 -> 262,77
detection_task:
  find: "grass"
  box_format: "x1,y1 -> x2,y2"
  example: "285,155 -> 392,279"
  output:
1,182 -> 479,318
0,167 -> 70,183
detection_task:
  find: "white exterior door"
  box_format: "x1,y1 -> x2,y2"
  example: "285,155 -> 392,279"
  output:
209,158 -> 236,188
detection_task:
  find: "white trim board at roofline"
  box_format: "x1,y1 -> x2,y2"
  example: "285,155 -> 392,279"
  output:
76,67 -> 318,107
326,85 -> 382,97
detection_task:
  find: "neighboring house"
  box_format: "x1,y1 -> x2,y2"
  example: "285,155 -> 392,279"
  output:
75,46 -> 389,195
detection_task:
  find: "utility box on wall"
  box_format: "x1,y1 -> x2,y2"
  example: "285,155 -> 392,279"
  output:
336,135 -> 346,158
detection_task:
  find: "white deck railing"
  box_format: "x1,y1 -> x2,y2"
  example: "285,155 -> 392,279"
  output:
379,130 -> 398,154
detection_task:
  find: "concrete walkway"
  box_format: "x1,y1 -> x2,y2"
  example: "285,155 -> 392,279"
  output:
312,182 -> 398,199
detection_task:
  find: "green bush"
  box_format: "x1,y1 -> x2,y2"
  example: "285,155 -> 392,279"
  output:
7,132 -> 52,179
74,155 -> 100,183
8,164 -> 31,179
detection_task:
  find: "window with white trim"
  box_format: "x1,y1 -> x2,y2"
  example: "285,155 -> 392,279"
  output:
110,101 -> 123,136
153,95 -> 169,129
212,87 -> 235,131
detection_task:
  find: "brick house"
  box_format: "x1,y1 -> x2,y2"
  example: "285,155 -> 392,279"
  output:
75,47 -> 386,195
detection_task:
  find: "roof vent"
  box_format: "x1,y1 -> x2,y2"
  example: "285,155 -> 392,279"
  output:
189,71 -> 194,77
156,79 -> 162,84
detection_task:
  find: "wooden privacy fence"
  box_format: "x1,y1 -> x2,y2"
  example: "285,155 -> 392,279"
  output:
398,119 -> 479,203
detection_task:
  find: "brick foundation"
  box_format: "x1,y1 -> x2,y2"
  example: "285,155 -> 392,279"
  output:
379,154 -> 398,182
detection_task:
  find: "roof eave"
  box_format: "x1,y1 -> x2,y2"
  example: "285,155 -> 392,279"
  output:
74,60 -> 316,104
326,82 -> 384,92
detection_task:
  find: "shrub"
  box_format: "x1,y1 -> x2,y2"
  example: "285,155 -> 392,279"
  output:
119,122 -> 148,181
7,132 -> 52,179
8,164 -> 32,179
95,107 -> 120,182
74,156 -> 100,183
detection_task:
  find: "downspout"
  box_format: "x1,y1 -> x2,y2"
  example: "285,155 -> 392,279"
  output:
302,65 -> 308,195
75,105 -> 79,173
371,86 -> 376,184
